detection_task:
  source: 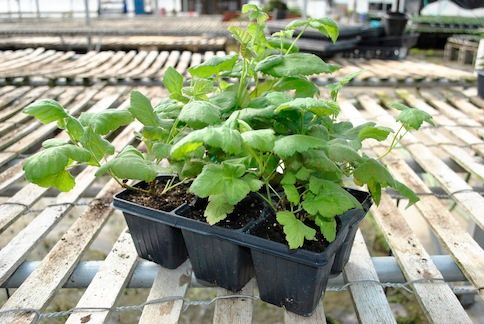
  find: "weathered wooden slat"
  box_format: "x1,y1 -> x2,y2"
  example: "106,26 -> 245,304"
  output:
176,50 -> 192,74
357,94 -> 484,230
445,94 -> 484,124
126,50 -> 158,78
138,261 -> 192,324
213,279 -> 254,324
99,50 -> 137,79
340,99 -> 484,301
0,88 -> 118,232
144,51 -> 169,78
0,180 -> 119,324
371,197 -> 471,323
0,117 -> 139,287
115,50 -> 148,77
344,230 -> 396,324
0,86 -> 49,122
284,304 -> 326,324
0,85 -> 113,168
419,90 -> 484,138
65,229 -> 138,324
0,48 -> 45,71
390,91 -> 484,179
79,51 -> 127,78
156,50 -> 180,78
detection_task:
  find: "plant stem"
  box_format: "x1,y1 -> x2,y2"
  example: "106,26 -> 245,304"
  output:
378,125 -> 405,160
286,24 -> 308,55
256,191 -> 276,211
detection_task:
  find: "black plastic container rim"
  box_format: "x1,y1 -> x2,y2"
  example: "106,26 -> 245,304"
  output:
113,177 -> 372,267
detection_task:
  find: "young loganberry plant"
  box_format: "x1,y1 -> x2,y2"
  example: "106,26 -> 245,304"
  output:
22,4 -> 433,249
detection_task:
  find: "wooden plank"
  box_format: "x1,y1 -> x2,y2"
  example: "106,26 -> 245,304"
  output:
419,89 -> 484,138
138,261 -> 192,324
144,51 -> 169,78
126,50 -> 158,78
0,88 -> 117,232
0,85 -> 113,168
371,197 -> 471,323
344,230 -> 396,324
65,229 -> 138,324
340,99 -> 484,300
0,180 -> 119,324
445,94 -> 484,124
0,86 -> 49,122
99,50 -> 137,79
156,50 -> 180,78
213,279 -> 255,324
357,94 -> 484,230
0,48 -> 45,70
391,90 -> 484,177
115,50 -> 148,76
284,304 -> 326,324
175,50 -> 192,74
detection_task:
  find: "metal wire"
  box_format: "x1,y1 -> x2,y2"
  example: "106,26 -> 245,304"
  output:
0,278 -> 478,323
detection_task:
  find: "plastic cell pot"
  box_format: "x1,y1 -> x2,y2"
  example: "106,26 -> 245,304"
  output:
113,176 -> 190,269
174,201 -> 259,292
245,190 -> 372,316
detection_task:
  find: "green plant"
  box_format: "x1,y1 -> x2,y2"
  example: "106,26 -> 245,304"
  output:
23,4 -> 433,249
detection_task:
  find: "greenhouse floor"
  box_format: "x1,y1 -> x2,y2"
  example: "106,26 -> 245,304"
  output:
0,50 -> 482,323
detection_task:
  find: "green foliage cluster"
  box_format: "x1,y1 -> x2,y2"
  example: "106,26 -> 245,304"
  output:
23,4 -> 433,249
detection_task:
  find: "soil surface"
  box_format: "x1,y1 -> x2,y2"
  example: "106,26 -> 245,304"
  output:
122,177 -> 194,212
180,195 -> 265,229
251,212 -> 339,253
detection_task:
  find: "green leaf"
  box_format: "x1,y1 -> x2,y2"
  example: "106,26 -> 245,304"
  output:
163,67 -> 184,96
273,135 -> 326,158
276,211 -> 316,249
129,91 -> 160,127
295,167 -> 311,181
183,78 -> 214,99
23,99 -> 68,124
285,18 -> 339,43
209,91 -> 237,113
189,164 -> 225,198
327,142 -> 362,162
283,184 -> 300,204
256,53 -> 340,77
170,126 -> 243,160
328,71 -> 361,101
273,77 -> 319,98
178,101 -> 221,129
392,102 -> 434,131
242,3 -> 269,23
23,144 -> 91,191
241,129 -> 275,152
96,146 -> 157,181
224,177 -> 251,205
80,127 -> 115,161
188,55 -> 238,78
353,158 -> 395,205
65,116 -> 84,141
205,194 -> 235,225
358,125 -> 393,142
393,180 -> 419,207
42,138 -> 68,148
302,150 -> 341,174
281,172 -> 296,185
302,178 -> 361,217
142,126 -> 167,141
243,174 -> 263,191
79,109 -> 133,135
315,216 -> 337,242
152,143 -> 171,160
275,98 -> 339,116
308,18 -> 339,43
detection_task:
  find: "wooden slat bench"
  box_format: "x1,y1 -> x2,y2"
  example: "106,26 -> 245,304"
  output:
0,83 -> 482,323
0,49 -> 477,86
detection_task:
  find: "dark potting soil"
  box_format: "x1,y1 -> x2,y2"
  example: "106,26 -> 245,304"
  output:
251,212 -> 339,253
122,178 -> 194,212
181,195 -> 265,230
